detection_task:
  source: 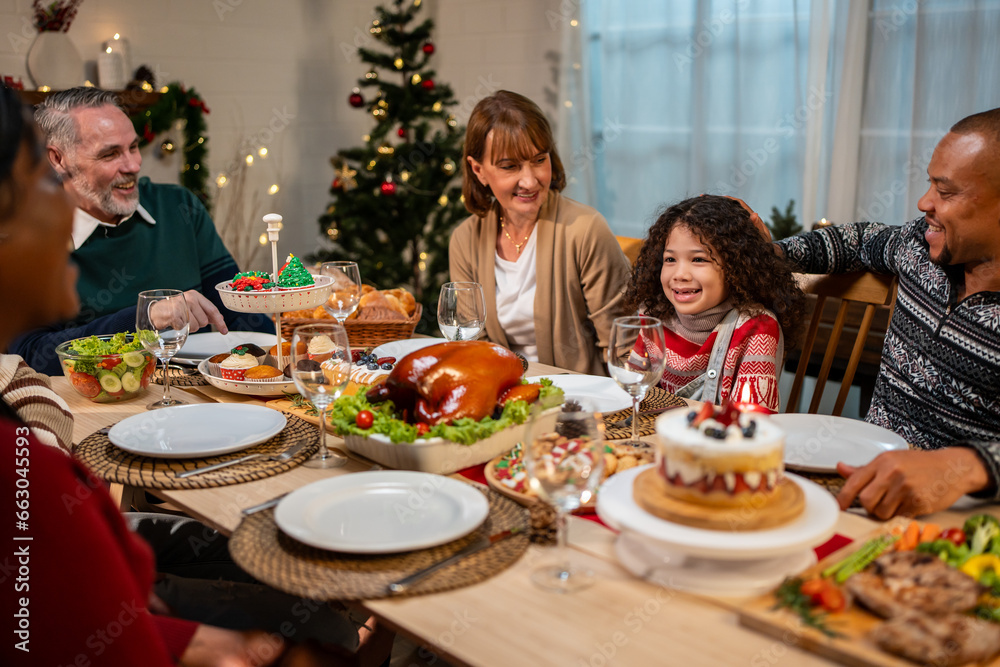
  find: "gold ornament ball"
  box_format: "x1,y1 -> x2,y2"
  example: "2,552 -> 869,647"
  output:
394,58 -> 404,70
411,73 -> 422,85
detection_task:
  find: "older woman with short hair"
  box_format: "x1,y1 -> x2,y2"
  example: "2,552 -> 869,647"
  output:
450,90 -> 631,375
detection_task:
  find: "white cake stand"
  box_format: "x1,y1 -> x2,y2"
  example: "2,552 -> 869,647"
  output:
214,214 -> 334,371
596,465 -> 839,596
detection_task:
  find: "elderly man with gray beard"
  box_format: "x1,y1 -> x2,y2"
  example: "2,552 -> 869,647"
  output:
9,87 -> 270,375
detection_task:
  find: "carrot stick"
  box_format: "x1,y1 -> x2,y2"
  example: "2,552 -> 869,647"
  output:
919,523 -> 941,544
897,521 -> 920,551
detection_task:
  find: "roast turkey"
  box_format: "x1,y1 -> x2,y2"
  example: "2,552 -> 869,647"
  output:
365,341 -> 534,425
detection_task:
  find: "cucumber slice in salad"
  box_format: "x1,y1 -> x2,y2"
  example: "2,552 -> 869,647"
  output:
122,351 -> 146,368
121,373 -> 141,393
97,370 -> 122,393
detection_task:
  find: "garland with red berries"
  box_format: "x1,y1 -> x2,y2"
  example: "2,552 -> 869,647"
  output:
129,82 -> 211,208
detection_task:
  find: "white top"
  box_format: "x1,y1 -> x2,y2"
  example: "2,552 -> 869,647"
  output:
71,204 -> 156,250
494,228 -> 538,361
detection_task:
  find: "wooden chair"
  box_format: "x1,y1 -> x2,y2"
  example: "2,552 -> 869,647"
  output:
615,235 -> 643,266
785,271 -> 897,416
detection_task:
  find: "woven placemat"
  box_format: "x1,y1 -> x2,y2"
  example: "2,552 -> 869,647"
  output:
229,488 -> 529,600
602,387 -> 687,440
74,413 -> 318,489
152,365 -> 209,386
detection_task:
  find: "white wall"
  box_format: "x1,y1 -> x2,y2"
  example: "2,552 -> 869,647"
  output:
0,0 -> 566,267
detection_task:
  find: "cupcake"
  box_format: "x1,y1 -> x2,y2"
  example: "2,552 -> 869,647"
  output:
266,341 -> 307,367
307,335 -> 336,362
230,271 -> 275,292
244,365 -> 284,382
232,343 -> 267,364
220,349 -> 258,381
205,352 -> 230,376
276,254 -> 315,289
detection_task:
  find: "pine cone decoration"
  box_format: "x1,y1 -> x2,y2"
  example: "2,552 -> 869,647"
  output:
528,501 -> 557,546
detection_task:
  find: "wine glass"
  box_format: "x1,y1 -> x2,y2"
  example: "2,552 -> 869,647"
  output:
290,323 -> 351,469
607,316 -> 667,446
437,282 -> 485,341
321,261 -> 362,323
523,396 -> 605,593
136,289 -> 190,410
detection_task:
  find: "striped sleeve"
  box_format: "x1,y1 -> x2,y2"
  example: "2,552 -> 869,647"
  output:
0,355 -> 74,451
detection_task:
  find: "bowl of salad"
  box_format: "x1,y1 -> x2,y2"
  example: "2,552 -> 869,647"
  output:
55,333 -> 157,403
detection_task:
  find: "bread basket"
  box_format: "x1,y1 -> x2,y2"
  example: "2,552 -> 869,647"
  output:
281,304 -> 422,349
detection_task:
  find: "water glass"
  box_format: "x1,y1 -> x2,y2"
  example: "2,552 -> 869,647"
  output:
136,289 -> 189,410
321,261 -> 362,323
523,396 -> 605,593
607,316 -> 667,446
291,323 -> 351,468
438,281 -> 485,341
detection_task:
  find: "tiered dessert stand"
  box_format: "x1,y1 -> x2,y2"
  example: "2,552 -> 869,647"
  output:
596,465 -> 840,597
214,213 -> 335,375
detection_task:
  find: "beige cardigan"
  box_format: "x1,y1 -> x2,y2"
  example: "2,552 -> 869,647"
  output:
449,192 -> 632,375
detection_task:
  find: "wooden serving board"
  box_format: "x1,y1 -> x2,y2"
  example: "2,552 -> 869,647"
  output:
483,454 -> 596,514
736,517 -> 1000,667
264,397 -> 322,427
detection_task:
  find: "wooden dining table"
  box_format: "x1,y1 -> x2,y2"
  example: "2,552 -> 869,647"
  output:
54,363 -> 1000,667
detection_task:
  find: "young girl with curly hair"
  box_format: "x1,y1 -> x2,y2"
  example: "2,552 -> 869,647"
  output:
623,195 -> 805,412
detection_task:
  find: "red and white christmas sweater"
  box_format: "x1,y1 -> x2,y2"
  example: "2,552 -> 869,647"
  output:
635,310 -> 783,413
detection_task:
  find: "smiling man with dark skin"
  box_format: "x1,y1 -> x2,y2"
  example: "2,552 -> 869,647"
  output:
751,108 -> 1000,519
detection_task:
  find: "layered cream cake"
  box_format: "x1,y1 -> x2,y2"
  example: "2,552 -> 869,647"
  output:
654,404 -> 785,508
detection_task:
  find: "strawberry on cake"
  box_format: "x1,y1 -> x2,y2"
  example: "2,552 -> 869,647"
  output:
654,401 -> 785,508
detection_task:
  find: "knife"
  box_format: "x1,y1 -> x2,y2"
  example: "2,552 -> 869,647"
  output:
387,527 -> 523,595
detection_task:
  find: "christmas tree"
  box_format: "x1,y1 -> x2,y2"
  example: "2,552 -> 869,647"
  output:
312,0 -> 467,333
766,199 -> 802,240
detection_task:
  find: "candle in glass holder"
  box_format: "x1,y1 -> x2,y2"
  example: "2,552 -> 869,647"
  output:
97,34 -> 130,90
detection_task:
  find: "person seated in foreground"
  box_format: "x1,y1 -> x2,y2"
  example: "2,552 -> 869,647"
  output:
449,90 -> 632,375
760,107 -> 1000,519
8,86 -> 271,375
0,85 -> 386,667
623,195 -> 804,412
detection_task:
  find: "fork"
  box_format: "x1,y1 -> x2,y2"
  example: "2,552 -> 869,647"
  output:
177,441 -> 309,478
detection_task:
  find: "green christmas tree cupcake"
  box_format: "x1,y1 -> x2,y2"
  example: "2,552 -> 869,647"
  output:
276,254 -> 315,289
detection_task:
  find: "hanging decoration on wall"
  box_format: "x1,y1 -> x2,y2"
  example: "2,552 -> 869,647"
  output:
130,81 -> 211,208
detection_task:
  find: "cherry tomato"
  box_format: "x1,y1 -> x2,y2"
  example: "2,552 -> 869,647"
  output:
819,585 -> 846,613
355,410 -> 374,429
70,372 -> 101,398
416,423 -> 430,436
799,578 -> 827,600
942,527 -> 967,546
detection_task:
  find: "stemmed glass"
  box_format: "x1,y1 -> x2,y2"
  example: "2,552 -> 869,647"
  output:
290,323 -> 351,469
523,396 -> 605,593
437,281 -> 485,341
136,289 -> 190,410
607,316 -> 667,447
321,261 -> 362,323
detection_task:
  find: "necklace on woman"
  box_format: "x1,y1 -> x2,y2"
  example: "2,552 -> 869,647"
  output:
499,216 -> 532,255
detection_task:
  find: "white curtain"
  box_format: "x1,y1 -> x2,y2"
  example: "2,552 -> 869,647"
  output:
559,0 -> 1000,235
854,0 -> 1000,225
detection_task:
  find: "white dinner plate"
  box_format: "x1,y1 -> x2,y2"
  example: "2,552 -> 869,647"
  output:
174,331 -> 278,363
371,337 -> 448,360
773,414 -> 909,473
596,465 -> 839,560
108,404 -> 287,458
525,374 -> 632,413
275,470 -> 490,553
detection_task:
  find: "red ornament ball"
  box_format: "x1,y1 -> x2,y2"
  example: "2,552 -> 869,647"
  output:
332,178 -> 341,189
421,79 -> 435,90
422,42 -> 435,55
380,181 -> 396,196
397,127 -> 407,138
348,92 -> 364,108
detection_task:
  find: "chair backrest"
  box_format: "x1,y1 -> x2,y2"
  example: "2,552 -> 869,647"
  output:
615,235 -> 643,266
786,271 -> 897,416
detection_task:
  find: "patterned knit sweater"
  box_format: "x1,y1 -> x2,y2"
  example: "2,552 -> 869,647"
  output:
779,220 -> 1000,499
636,311 -> 783,412
0,354 -> 74,451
